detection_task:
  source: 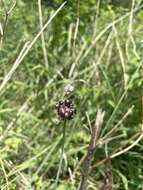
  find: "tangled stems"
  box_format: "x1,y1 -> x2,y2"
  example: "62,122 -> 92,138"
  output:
55,120 -> 67,187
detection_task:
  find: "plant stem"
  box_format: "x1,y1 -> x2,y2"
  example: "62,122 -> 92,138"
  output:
79,110 -> 105,190
55,120 -> 66,187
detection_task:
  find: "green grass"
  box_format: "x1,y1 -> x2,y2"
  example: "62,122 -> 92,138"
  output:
0,0 -> 143,189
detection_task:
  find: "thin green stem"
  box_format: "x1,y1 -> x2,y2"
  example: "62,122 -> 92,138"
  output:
55,120 -> 67,187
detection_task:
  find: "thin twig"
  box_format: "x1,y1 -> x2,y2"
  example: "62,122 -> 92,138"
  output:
79,110 -> 105,190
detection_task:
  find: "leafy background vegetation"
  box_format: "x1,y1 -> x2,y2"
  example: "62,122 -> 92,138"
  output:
0,0 -> 143,189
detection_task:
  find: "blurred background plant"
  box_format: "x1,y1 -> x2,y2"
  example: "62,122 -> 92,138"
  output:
0,0 -> 143,189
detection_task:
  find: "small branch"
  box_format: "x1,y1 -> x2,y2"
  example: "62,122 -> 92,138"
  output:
79,110 -> 105,190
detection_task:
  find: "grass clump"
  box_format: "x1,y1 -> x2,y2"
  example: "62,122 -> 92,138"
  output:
0,0 -> 143,189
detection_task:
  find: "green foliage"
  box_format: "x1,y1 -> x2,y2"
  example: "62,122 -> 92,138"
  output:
0,0 -> 143,189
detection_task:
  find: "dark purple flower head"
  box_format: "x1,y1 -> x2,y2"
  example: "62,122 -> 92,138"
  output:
56,99 -> 76,120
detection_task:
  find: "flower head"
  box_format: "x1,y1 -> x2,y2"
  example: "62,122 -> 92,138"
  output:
56,99 -> 76,120
64,84 -> 74,95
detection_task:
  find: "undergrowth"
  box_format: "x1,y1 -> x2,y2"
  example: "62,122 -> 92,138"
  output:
0,0 -> 143,190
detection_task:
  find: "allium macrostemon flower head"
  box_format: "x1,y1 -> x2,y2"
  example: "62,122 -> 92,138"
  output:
56,99 -> 76,120
64,84 -> 74,95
